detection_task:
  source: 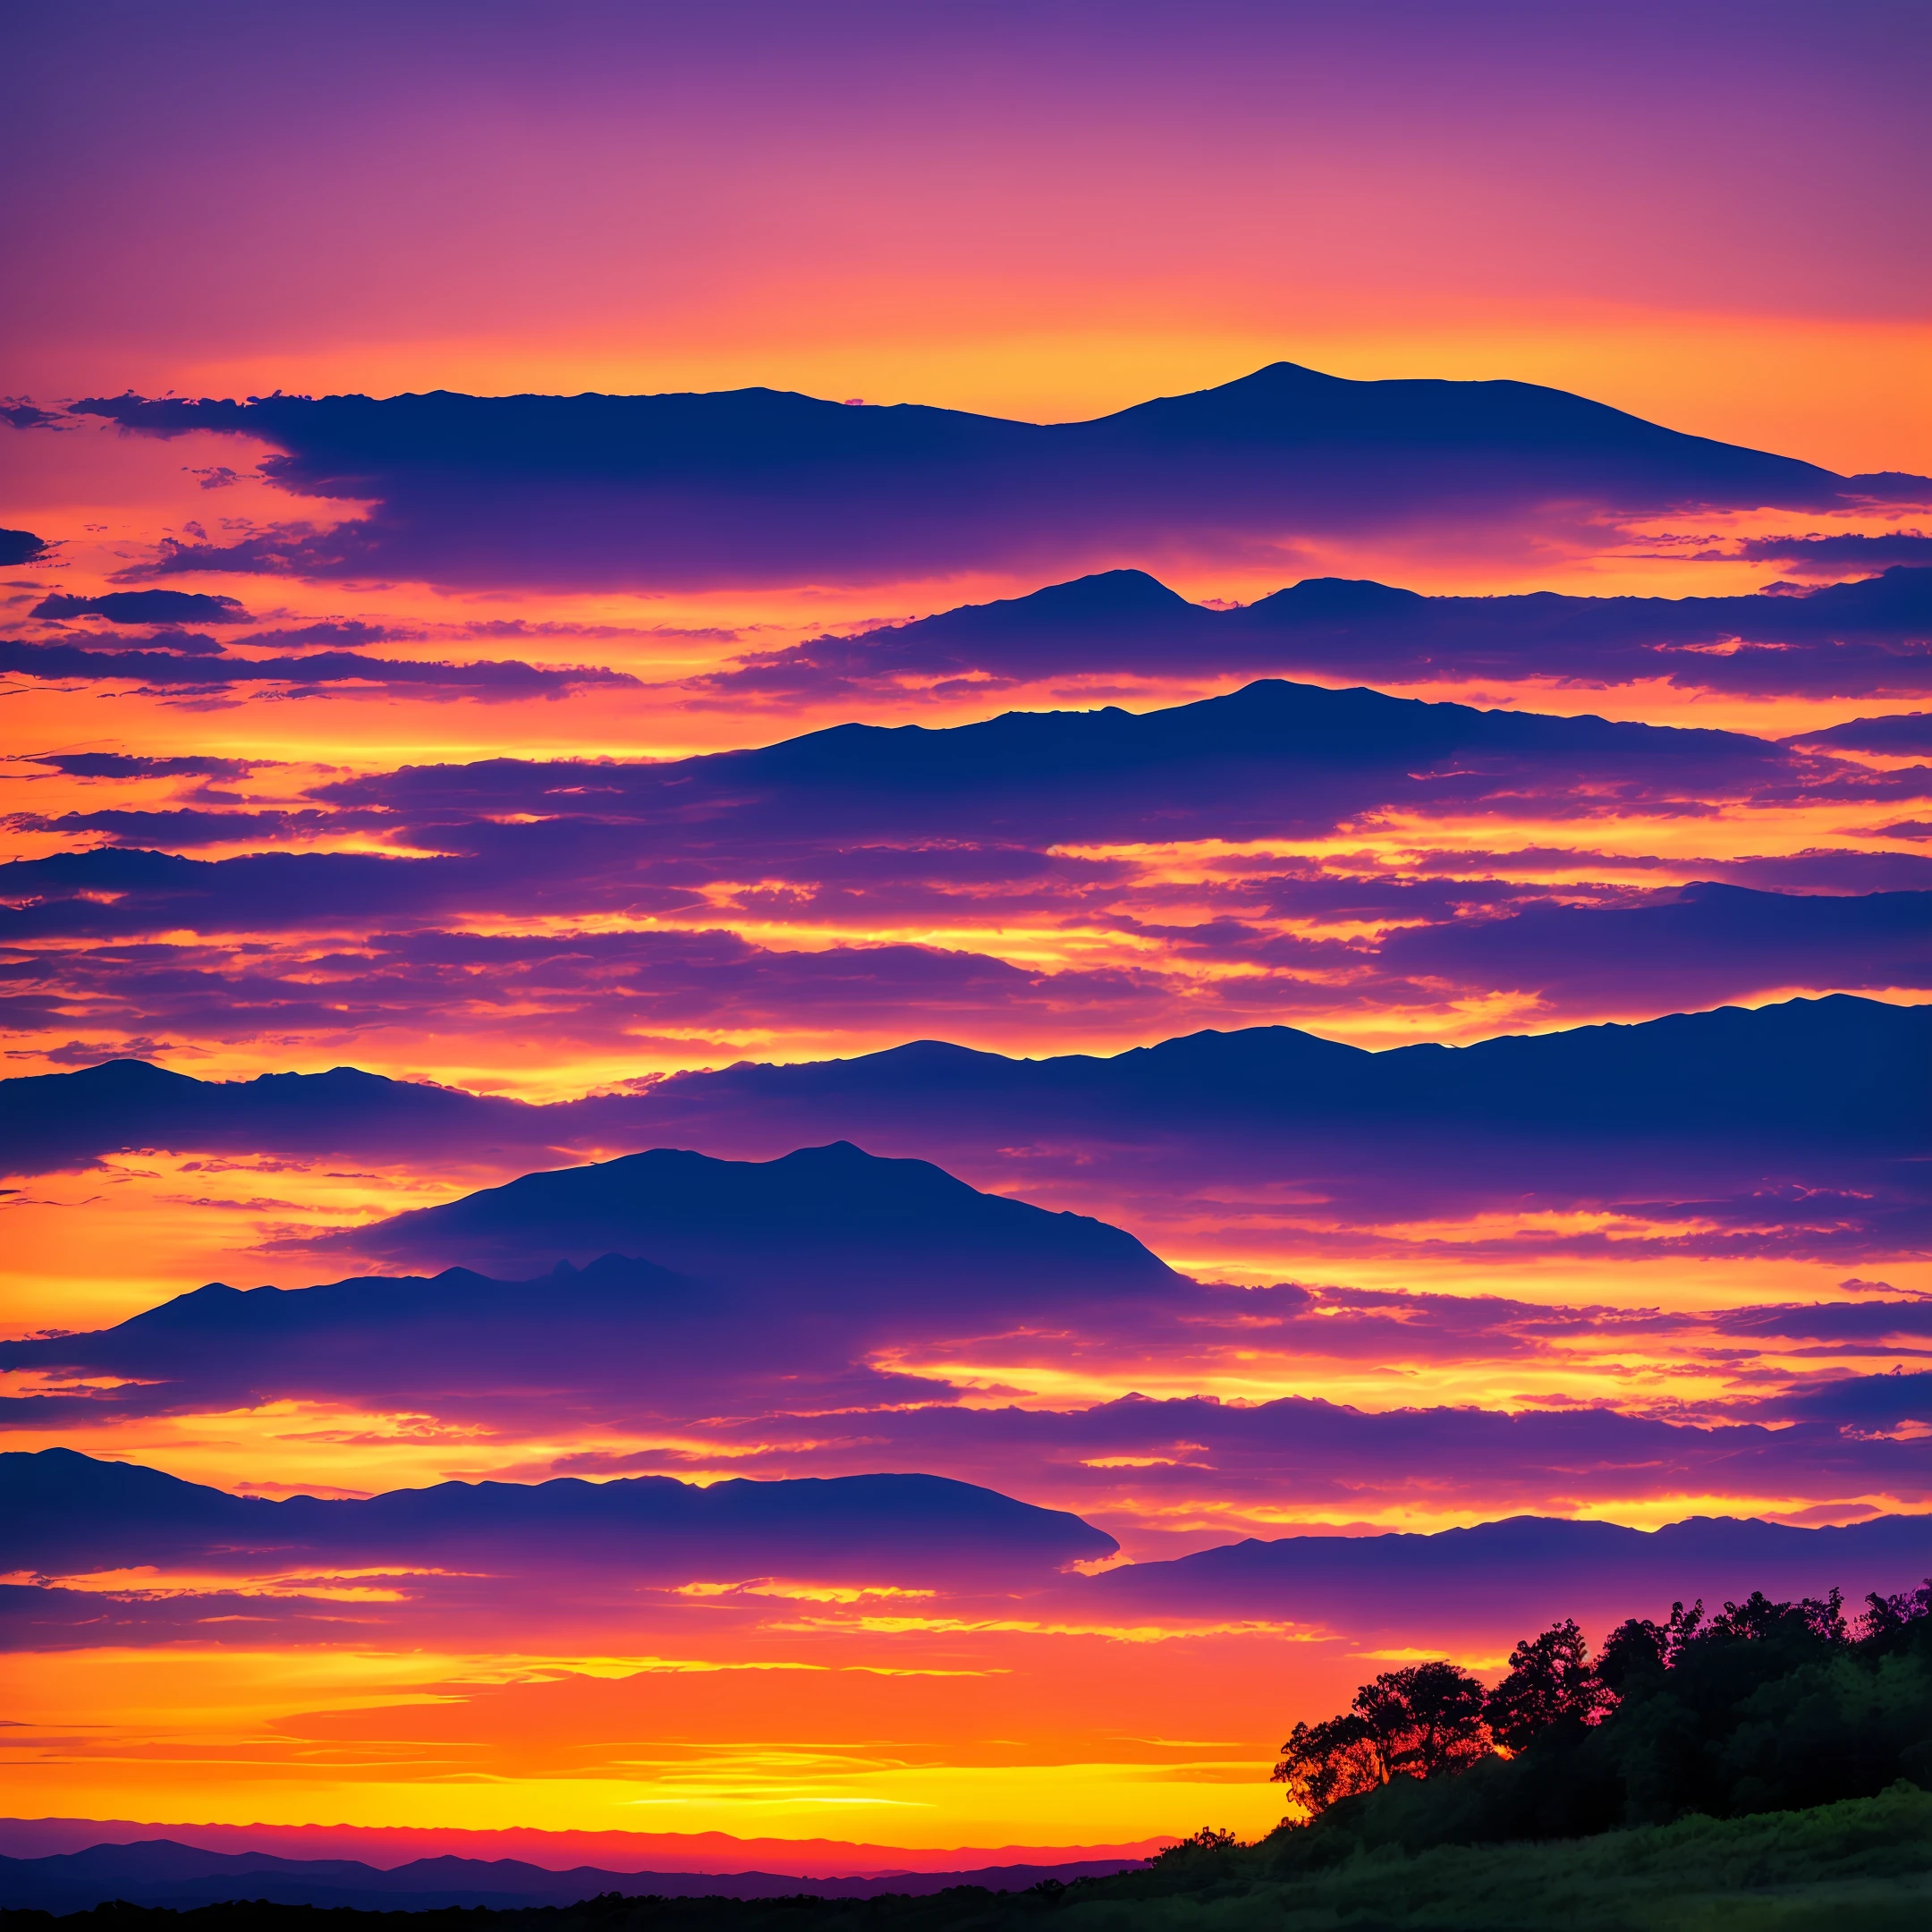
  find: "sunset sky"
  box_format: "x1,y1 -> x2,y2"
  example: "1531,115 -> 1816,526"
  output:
2,0 -> 1928,1871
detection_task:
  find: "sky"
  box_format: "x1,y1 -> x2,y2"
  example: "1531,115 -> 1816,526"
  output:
6,2 -> 1930,470
1,0 -> 1929,1872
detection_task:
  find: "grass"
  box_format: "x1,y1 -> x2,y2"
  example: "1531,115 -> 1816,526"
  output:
4,1786 -> 1929,1932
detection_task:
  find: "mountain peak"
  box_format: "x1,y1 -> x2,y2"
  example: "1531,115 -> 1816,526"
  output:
1242,577 -> 1431,622
305,1139 -> 1177,1287
888,568 -> 1205,646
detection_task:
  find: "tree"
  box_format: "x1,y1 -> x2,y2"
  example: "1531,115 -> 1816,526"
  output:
1149,1826 -> 1241,1865
1596,1614 -> 1668,1694
1859,1578 -> 1932,1641
1708,1588 -> 1846,1646
1665,1597 -> 1707,1662
1598,1598 -> 1706,1696
1485,1618 -> 1612,1751
1355,1661 -> 1492,1779
1273,1660 -> 1491,1818
1271,1714 -> 1385,1818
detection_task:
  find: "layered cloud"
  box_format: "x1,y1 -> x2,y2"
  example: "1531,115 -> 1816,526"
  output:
4,1130 -> 1927,1547
8,0 -> 1931,1860
2,680 -> 1926,1093
6,1445 -> 1928,1670
0,636 -> 640,697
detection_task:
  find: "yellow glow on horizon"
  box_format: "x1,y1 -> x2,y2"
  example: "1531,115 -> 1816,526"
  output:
136,308 -> 1932,480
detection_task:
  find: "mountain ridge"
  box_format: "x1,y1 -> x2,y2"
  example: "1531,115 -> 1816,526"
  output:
0,1842 -> 1147,1912
0,1446 -> 1119,1580
73,363 -> 1922,594
297,1138 -> 1182,1279
719,563 -> 1932,693
6,995 -> 1919,1179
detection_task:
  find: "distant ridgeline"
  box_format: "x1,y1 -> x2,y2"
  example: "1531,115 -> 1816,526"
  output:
4,1579 -> 1930,1929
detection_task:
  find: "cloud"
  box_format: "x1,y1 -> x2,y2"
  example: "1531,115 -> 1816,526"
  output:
1734,532 -> 1932,577
0,637 -> 639,695
6,808 -> 343,848
130,521 -> 353,578
1374,881 -> 1932,1008
1693,851 -> 1932,894
69,368 -> 1919,594
234,621 -> 409,649
0,529 -> 51,566
9,1237 -> 1930,1538
0,675 -> 1831,919
2,682 -> 1922,1151
20,751 -> 262,780
6,851 -> 1919,1122
31,589 -> 250,624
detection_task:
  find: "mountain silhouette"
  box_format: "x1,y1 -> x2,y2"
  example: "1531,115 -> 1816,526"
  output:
305,1139 -> 1180,1281
0,1148 -> 1177,1420
1086,1512 -> 1932,1637
1789,708 -> 1932,755
621,992 -> 1924,1150
75,365 -> 1924,593
3,1446 -> 1117,1582
713,563 -> 1932,696
1,1057 -> 546,1174
5,999 -> 1921,1249
2,677 -> 1822,968
0,1843 -> 1143,1913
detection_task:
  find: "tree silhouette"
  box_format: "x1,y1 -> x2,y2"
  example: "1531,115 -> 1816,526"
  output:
1597,1597 -> 1704,1692
1708,1587 -> 1845,1645
1274,1576 -> 1932,1842
1149,1826 -> 1241,1865
1271,1714 -> 1385,1817
1861,1580 -> 1932,1640
1273,1660 -> 1489,1816
1484,1617 -> 1612,1751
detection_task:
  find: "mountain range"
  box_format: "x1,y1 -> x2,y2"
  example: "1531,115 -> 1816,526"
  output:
70,364 -> 1928,592
11,565 -> 1928,706
0,1843 -> 1146,1913
1090,1513 -> 1932,1635
0,1144 -> 1179,1421
7,997 -> 1922,1256
2,1447 -> 1116,1583
8,1445 -> 1928,1653
12,674 -> 1864,938
714,564 -> 1932,701
8,995 -> 1918,1172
